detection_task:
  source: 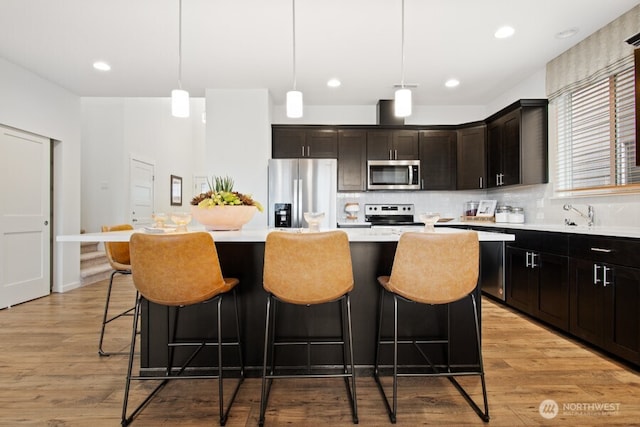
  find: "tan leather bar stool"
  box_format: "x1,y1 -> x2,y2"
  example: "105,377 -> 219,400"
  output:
259,230 -> 358,426
122,232 -> 244,426
374,231 -> 489,423
99,224 -> 135,356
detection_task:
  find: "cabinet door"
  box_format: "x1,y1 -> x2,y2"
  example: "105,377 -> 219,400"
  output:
506,247 -> 536,314
604,264 -> 640,363
501,110 -> 521,186
393,130 -> 419,160
338,130 -> 366,191
457,125 -> 486,190
367,130 -> 393,160
272,128 -> 305,158
569,258 -> 604,346
486,120 -> 503,188
535,253 -> 570,331
306,130 -> 338,158
419,130 -> 456,190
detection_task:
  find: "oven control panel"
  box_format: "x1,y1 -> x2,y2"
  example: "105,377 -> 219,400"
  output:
365,204 -> 415,216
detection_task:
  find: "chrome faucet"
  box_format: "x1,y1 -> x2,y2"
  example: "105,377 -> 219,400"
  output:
563,204 -> 594,227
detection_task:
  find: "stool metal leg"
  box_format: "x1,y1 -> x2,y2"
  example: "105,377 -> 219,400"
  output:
99,269 -> 134,356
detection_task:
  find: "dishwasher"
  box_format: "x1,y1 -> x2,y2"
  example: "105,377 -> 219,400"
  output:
480,240 -> 505,301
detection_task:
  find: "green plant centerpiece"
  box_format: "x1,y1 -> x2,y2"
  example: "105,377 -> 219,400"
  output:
190,176 -> 263,230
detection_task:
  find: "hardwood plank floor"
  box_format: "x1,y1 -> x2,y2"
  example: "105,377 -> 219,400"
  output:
1,276 -> 639,426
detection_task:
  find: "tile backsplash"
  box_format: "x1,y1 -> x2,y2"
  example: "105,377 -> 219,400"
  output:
337,184 -> 640,229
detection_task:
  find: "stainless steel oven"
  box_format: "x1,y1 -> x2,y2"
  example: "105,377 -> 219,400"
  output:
367,160 -> 420,190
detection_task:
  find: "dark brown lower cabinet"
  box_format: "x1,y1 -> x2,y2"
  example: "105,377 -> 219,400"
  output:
570,258 -> 640,364
505,231 -> 569,331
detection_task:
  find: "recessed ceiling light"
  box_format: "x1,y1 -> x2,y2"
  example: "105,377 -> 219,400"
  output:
445,79 -> 460,88
327,78 -> 341,88
494,26 -> 515,39
556,28 -> 579,39
93,61 -> 111,71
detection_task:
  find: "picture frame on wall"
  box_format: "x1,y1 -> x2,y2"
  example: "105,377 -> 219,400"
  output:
476,199 -> 497,217
171,175 -> 182,206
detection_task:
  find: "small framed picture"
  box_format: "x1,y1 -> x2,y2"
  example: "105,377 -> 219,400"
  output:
476,200 -> 497,217
170,175 -> 182,206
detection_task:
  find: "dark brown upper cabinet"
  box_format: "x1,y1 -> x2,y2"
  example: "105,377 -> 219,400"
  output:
456,124 -> 487,190
272,127 -> 338,158
419,130 -> 456,190
337,130 -> 367,191
366,129 -> 419,160
486,99 -> 548,188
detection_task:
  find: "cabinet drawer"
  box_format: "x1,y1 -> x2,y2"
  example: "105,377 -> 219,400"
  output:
570,235 -> 640,267
508,230 -> 568,256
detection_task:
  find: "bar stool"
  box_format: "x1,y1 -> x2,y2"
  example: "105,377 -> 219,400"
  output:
259,230 -> 358,426
374,231 -> 489,423
122,232 -> 244,426
99,224 -> 135,356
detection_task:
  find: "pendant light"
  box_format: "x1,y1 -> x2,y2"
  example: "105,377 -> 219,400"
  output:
171,0 -> 189,118
395,0 -> 411,117
286,0 -> 303,118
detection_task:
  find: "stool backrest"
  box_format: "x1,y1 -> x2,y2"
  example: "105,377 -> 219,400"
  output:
387,231 -> 479,304
129,232 -> 226,306
102,224 -> 133,269
263,230 -> 354,305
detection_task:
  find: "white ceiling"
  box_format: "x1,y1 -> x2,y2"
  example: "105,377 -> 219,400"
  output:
1,0 -> 638,106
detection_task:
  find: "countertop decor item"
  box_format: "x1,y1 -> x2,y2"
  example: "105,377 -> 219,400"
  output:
344,203 -> 359,220
418,212 -> 440,232
190,175 -> 263,230
303,212 -> 325,232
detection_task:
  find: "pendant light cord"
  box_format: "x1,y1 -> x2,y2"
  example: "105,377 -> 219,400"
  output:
400,0 -> 405,88
292,0 -> 297,91
177,0 -> 183,90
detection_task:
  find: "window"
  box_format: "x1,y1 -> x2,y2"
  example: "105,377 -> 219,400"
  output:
554,64 -> 639,192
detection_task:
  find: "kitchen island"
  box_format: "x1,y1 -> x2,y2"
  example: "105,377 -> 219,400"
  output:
58,227 -> 514,375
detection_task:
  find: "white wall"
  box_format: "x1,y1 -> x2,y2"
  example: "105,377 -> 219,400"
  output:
81,97 -> 206,233
204,89 -> 271,229
0,57 -> 81,293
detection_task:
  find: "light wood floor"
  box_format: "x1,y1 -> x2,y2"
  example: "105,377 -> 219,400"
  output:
1,276 -> 640,426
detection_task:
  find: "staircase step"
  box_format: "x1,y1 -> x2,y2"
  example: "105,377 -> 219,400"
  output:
81,263 -> 113,286
81,241 -> 100,254
81,250 -> 110,269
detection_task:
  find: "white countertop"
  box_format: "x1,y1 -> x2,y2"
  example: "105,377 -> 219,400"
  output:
444,220 -> 640,239
56,226 -> 514,243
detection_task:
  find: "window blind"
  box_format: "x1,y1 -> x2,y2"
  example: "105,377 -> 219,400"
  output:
555,65 -> 638,192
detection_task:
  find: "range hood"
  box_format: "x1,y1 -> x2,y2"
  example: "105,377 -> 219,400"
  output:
376,100 -> 405,126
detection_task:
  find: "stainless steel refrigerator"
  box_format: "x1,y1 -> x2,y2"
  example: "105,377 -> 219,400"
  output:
268,158 -> 337,229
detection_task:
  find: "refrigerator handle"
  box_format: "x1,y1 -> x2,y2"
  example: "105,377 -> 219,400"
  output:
297,178 -> 303,228
293,178 -> 299,227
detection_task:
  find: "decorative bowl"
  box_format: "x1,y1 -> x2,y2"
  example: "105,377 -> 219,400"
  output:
419,212 -> 440,232
170,212 -> 192,232
190,205 -> 257,231
303,211 -> 325,232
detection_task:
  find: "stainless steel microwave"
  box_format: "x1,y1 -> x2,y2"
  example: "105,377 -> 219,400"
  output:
367,160 -> 421,190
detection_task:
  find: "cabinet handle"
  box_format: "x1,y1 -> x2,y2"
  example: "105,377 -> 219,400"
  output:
603,266 -> 612,287
530,252 -> 538,268
525,251 -> 531,268
389,150 -> 393,160
479,177 -> 483,189
590,247 -> 613,253
593,264 -> 601,285
301,146 -> 305,157
394,149 -> 398,160
307,146 -> 310,157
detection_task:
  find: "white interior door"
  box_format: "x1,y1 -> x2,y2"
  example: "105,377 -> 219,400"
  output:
129,157 -> 154,227
0,126 -> 51,309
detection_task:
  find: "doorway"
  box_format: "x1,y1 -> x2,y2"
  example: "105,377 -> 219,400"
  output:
129,157 -> 155,227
